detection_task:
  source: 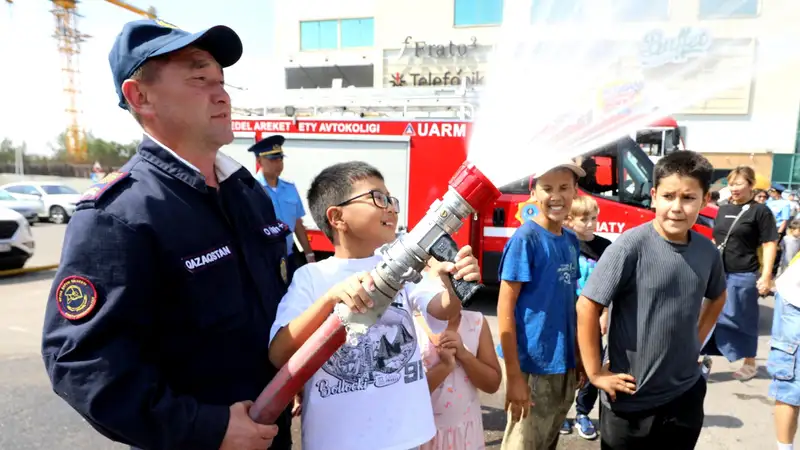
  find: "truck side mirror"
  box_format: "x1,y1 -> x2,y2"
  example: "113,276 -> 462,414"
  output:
672,129 -> 681,146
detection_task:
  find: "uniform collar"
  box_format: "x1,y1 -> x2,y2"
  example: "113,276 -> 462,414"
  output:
256,172 -> 282,189
138,133 -> 246,191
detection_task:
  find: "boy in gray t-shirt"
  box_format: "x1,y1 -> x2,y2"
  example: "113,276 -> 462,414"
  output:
577,151 -> 727,450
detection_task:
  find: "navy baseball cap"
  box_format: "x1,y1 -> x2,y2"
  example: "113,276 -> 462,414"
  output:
248,135 -> 286,159
109,19 -> 243,109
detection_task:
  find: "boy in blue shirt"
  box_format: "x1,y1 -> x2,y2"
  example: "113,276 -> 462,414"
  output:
498,160 -> 586,450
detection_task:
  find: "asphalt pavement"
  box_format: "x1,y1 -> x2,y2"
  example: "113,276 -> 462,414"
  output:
0,223 -> 787,449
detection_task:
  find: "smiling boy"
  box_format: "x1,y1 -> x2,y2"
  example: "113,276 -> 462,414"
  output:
268,161 -> 481,450
497,160 -> 586,450
576,150 -> 727,449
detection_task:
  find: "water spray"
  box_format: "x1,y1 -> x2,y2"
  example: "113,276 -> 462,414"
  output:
249,161 -> 502,425
468,0 -> 800,187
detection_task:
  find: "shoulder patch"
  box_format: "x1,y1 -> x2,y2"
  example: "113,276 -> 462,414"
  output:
79,171 -> 130,202
56,275 -> 98,320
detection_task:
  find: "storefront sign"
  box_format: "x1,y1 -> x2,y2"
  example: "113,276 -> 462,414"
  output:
399,36 -> 479,59
639,27 -> 712,69
389,70 -> 485,87
383,40 -> 491,88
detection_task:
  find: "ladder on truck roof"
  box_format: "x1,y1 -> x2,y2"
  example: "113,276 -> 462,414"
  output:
231,86 -> 483,120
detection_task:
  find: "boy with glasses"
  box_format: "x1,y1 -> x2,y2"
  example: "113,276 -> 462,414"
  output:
268,161 -> 481,450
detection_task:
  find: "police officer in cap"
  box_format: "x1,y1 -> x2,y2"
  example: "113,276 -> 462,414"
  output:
250,135 -> 314,282
41,19 -> 292,450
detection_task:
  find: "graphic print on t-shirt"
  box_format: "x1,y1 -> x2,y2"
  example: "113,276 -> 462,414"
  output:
317,293 -> 423,398
557,245 -> 578,285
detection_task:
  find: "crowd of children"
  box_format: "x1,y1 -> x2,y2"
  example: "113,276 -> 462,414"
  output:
264,150 -> 792,450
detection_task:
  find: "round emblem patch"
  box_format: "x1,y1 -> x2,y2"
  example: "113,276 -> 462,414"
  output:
280,257 -> 288,284
514,198 -> 540,225
56,276 -> 98,321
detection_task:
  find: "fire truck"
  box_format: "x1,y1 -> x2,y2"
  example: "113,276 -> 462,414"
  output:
224,88 -> 715,284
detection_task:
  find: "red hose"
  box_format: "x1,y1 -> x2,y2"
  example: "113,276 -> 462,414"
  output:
249,313 -> 347,424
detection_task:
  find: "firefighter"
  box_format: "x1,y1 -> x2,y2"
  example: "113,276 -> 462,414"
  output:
40,19 -> 292,450
249,135 -> 314,282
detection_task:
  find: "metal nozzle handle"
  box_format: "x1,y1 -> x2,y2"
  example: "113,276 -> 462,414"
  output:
427,233 -> 482,307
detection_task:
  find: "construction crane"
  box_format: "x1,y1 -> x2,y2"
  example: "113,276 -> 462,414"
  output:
53,1 -> 172,161
8,1 -> 170,161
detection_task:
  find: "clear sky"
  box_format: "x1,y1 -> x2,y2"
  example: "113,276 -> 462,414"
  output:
0,0 -> 278,155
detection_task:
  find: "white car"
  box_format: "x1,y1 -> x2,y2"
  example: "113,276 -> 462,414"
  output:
1,182 -> 82,224
0,189 -> 44,224
0,206 -> 35,271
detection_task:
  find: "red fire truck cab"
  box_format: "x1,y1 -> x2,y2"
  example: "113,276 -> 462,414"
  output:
225,117 -> 716,284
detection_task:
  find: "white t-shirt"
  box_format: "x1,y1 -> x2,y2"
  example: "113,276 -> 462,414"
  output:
269,254 -> 448,450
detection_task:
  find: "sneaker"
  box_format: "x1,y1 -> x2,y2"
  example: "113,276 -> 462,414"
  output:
574,414 -> 598,440
559,419 -> 572,435
701,355 -> 713,380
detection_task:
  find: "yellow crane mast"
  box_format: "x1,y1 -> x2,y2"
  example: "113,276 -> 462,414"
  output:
52,0 -> 166,162
52,0 -> 89,162
11,1 -> 167,162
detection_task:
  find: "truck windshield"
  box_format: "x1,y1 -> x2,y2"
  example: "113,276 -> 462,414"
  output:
636,127 -> 681,159
578,136 -> 654,209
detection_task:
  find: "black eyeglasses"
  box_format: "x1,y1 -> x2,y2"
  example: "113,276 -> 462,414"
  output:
337,190 -> 400,212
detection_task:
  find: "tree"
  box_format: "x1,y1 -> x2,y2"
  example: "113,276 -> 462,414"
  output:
49,130 -> 139,166
0,138 -> 25,164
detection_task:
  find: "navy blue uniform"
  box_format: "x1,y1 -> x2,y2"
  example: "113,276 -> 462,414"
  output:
41,137 -> 293,450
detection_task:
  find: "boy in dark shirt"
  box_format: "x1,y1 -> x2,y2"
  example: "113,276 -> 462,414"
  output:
577,151 -> 728,449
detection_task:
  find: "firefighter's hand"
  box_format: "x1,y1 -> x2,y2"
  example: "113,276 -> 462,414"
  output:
220,401 -> 278,450
429,245 -> 481,283
324,272 -> 375,314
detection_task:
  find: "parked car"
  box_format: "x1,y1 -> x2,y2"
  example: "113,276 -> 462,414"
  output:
0,182 -> 82,224
0,189 -> 44,224
0,206 -> 35,271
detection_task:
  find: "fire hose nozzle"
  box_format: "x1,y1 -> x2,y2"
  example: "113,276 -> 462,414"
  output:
449,161 -> 502,214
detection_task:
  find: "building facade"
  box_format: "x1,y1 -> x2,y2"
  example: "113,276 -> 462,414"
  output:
271,0 -> 800,177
